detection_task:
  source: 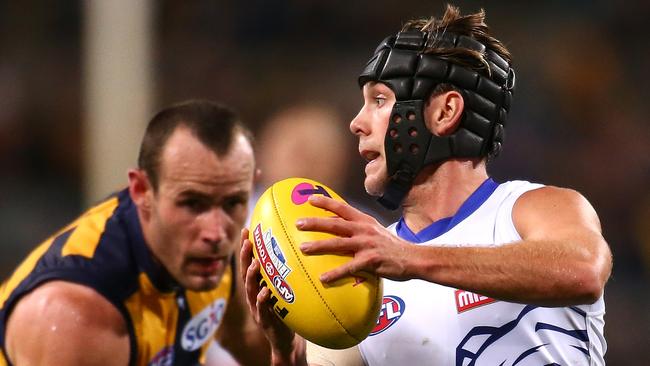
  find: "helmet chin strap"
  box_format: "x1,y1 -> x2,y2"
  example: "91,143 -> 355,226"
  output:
377,171 -> 413,211
377,100 -> 456,210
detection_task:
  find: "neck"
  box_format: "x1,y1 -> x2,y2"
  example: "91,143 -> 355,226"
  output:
400,158 -> 488,233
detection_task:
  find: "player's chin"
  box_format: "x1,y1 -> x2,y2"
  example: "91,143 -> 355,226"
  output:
180,266 -> 226,291
182,273 -> 221,292
364,174 -> 387,197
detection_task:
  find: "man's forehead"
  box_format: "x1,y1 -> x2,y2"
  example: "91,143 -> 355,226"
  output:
173,182 -> 250,199
159,153 -> 254,182
160,168 -> 253,198
161,128 -> 252,164
157,128 -> 254,191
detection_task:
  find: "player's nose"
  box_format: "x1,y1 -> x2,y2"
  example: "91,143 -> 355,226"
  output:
350,107 -> 370,137
202,207 -> 231,246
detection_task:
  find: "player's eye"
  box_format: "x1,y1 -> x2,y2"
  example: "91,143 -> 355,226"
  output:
374,97 -> 386,107
180,198 -> 209,213
223,196 -> 247,213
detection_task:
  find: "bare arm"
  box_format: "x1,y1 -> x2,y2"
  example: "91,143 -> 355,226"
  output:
298,188 -> 612,306
408,186 -> 612,305
5,281 -> 130,366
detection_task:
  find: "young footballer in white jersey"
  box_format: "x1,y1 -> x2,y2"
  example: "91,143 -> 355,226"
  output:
240,4 -> 612,366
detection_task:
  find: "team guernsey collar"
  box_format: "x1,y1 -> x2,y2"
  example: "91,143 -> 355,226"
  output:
396,178 -> 499,243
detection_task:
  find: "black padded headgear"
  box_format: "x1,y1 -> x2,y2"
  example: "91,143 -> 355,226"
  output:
358,30 -> 515,210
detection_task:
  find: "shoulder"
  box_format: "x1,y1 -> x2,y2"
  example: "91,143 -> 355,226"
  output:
513,185 -> 602,238
514,185 -> 599,223
62,191 -> 141,298
0,195 -> 139,326
5,281 -> 130,366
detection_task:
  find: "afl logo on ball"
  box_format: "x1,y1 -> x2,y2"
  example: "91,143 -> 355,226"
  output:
291,182 -> 332,205
369,295 -> 405,336
273,275 -> 295,303
253,224 -> 296,303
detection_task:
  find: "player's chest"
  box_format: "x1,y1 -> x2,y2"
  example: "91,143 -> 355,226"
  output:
123,273 -> 232,366
360,279 -> 522,365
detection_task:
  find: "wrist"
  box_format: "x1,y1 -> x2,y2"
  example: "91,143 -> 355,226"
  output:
408,244 -> 441,281
270,336 -> 306,366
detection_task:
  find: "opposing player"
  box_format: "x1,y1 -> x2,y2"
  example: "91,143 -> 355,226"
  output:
241,5 -> 612,365
0,100 -> 268,365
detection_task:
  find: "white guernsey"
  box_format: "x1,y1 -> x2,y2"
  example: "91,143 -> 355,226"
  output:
308,180 -> 607,366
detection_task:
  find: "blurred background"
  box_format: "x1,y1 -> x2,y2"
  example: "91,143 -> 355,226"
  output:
0,0 -> 647,363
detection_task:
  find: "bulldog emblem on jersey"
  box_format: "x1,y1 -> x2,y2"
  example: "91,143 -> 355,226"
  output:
456,305 -> 592,365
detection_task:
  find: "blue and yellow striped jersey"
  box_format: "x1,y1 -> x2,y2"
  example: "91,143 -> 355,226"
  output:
0,189 -> 233,366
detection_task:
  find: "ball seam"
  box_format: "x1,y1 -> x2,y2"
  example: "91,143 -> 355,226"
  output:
271,182 -> 356,342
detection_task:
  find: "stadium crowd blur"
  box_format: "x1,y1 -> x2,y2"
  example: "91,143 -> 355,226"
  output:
0,1 -> 647,364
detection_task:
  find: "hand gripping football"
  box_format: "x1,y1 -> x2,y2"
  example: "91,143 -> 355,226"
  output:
249,178 -> 383,349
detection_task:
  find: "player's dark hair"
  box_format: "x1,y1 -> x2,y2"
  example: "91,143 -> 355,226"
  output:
402,5 -> 512,85
138,100 -> 253,190
405,5 -> 511,161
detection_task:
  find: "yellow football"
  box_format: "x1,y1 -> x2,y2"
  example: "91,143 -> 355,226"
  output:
249,177 -> 383,349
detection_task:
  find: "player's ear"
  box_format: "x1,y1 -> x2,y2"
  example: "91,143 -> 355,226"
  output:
425,90 -> 464,136
128,169 -> 153,211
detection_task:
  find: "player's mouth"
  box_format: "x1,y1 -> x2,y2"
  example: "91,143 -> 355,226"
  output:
360,149 -> 381,171
187,256 -> 227,275
360,149 -> 380,163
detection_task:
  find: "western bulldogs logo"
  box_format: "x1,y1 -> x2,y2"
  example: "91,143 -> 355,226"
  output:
181,298 -> 226,351
369,295 -> 405,336
456,305 -> 592,365
291,182 -> 331,205
252,225 -> 295,303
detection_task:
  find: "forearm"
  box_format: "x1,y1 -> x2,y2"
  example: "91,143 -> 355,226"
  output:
409,237 -> 611,306
270,336 -> 307,366
220,324 -> 271,366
